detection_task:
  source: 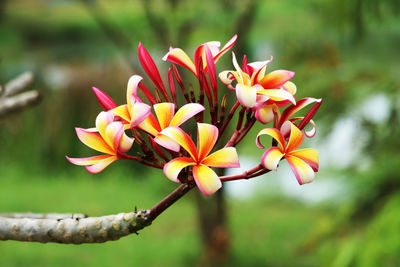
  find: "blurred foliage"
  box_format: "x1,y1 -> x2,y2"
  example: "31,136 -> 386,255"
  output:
0,0 -> 399,266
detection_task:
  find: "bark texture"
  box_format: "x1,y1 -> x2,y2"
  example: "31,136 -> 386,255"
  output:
0,210 -> 150,244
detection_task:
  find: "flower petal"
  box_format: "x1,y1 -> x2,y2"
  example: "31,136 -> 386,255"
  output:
170,103 -> 205,127
111,105 -> 131,124
128,101 -> 151,128
256,128 -> 286,150
104,121 -> 124,151
163,47 -> 197,76
281,81 -> 297,95
85,156 -> 118,174
256,89 -> 296,104
278,98 -> 322,128
138,113 -> 161,136
95,111 -> 114,138
236,83 -> 257,108
284,121 -> 304,152
163,157 -> 196,182
287,148 -> 319,172
154,103 -> 175,130
202,147 -> 240,168
255,104 -> 275,124
154,133 -> 180,152
92,87 -> 117,111
259,70 -> 295,89
160,126 -> 198,160
219,71 -> 235,85
138,43 -> 167,95
126,75 -> 142,107
261,147 -> 284,171
193,164 -> 222,197
213,34 -> 237,63
285,155 -> 315,185
66,154 -> 112,166
75,128 -> 114,155
119,132 -> 134,153
197,123 -> 218,160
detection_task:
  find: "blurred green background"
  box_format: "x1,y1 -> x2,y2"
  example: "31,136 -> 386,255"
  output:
0,0 -> 399,266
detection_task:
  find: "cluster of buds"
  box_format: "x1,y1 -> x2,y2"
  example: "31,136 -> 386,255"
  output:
67,35 -> 322,196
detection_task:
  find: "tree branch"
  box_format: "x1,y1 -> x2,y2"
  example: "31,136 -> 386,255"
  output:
0,210 -> 151,244
0,72 -> 41,117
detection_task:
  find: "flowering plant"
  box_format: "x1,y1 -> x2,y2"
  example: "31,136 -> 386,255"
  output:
0,35 -> 323,245
68,34 -> 322,198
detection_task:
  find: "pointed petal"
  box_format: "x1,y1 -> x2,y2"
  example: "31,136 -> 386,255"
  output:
205,45 -> 218,92
232,52 -> 244,83
138,113 -> 161,136
283,121 -> 304,152
213,34 -> 237,63
236,83 -> 257,108
138,43 -> 166,94
256,89 -> 296,104
259,70 -> 295,89
126,75 -> 142,107
170,103 -> 205,126
285,155 -> 315,185
279,98 -> 322,128
163,157 -> 196,182
75,128 -> 114,155
193,165 -> 222,196
85,156 -> 118,174
163,47 -> 197,76
197,123 -> 218,160
104,121 -> 123,151
66,154 -> 112,166
288,148 -> 319,171
160,126 -> 198,160
281,81 -> 297,95
255,104 -> 275,124
95,111 -> 114,138
261,147 -> 284,171
202,147 -> 240,168
128,101 -> 151,128
154,103 -> 175,129
111,105 -> 131,124
256,128 -> 286,150
92,87 -> 117,111
290,117 -> 317,138
155,133 -> 180,152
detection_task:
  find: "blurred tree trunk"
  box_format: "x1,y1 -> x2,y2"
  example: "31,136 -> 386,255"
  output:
195,1 -> 259,265
196,171 -> 229,266
0,0 -> 6,20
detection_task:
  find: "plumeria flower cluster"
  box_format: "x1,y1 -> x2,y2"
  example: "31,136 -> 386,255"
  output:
67,34 -> 322,196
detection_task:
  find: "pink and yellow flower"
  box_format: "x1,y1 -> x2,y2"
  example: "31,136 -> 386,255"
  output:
66,111 -> 134,173
163,35 -> 237,77
110,75 -> 152,129
138,102 -> 205,152
219,53 -> 296,109
162,123 -> 240,196
256,121 -> 319,185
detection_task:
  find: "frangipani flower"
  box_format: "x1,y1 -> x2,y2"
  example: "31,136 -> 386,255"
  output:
219,53 -> 296,109
66,111 -> 134,173
110,75 -> 152,129
138,102 -> 205,152
256,121 -> 319,185
163,35 -> 237,76
254,81 -> 297,124
162,123 -> 240,196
